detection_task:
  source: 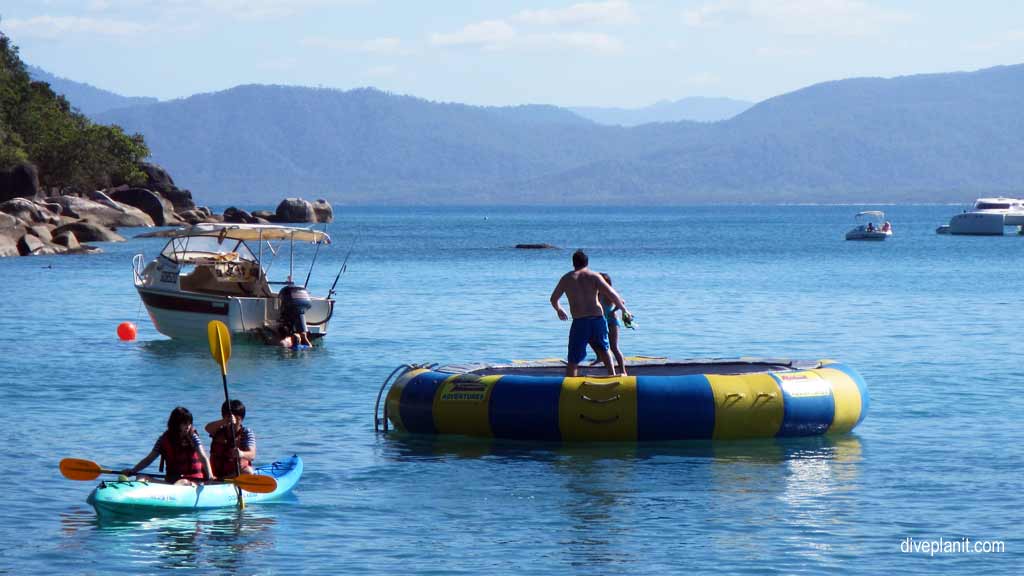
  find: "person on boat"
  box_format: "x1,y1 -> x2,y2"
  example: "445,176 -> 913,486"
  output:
592,273 -> 628,376
881,221 -> 892,233
866,222 -> 875,232
121,407 -> 213,486
550,250 -> 630,377
205,399 -> 256,477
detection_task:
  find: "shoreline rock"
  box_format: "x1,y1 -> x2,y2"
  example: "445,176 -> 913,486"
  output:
0,160 -> 335,257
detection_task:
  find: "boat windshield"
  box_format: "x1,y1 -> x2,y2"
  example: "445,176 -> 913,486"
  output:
159,235 -> 258,264
976,202 -> 1012,210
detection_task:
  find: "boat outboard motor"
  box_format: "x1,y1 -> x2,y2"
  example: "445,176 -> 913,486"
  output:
279,285 -> 313,334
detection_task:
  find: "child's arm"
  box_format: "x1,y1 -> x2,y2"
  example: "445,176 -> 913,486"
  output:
197,445 -> 214,481
205,418 -> 226,435
122,448 -> 159,476
238,430 -> 256,463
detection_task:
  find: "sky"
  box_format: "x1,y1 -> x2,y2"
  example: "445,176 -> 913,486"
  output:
1,1 -> 1022,108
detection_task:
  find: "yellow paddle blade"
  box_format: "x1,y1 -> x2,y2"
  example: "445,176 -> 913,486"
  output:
227,473 -> 278,494
60,458 -> 103,481
207,320 -> 231,376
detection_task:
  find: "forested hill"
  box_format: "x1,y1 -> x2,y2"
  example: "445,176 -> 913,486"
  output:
27,66 -> 158,116
97,64 -> 1024,204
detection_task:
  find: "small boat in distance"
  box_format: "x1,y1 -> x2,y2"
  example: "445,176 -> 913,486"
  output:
133,223 -> 334,342
845,211 -> 892,241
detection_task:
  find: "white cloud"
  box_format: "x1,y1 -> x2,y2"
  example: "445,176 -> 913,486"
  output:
3,15 -> 149,39
684,0 -> 911,37
430,20 -> 623,54
515,1 -> 634,26
430,20 -> 517,49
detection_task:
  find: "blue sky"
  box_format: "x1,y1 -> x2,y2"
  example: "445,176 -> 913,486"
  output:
1,1 -> 1021,107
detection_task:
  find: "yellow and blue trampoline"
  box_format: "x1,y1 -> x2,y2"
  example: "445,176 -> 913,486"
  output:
376,358 -> 868,442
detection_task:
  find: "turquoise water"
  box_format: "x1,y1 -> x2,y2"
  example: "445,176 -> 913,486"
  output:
1,205 -> 1021,574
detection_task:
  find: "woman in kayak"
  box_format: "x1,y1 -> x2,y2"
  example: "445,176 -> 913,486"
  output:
121,406 -> 214,485
205,399 -> 256,477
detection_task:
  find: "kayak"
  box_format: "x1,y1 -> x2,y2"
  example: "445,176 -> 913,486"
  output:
87,455 -> 302,516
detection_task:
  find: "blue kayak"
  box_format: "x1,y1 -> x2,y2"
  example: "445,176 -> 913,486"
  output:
87,455 -> 302,516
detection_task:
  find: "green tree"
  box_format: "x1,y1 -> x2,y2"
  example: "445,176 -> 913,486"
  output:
0,24 -> 150,188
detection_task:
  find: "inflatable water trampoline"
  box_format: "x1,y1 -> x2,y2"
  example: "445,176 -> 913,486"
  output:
376,358 -> 868,442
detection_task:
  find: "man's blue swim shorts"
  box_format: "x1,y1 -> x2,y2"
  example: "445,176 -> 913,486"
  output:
568,315 -> 609,365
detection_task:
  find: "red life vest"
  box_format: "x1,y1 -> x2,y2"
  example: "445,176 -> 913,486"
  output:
210,425 -> 253,478
159,433 -> 205,482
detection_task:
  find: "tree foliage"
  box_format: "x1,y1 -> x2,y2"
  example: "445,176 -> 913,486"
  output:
0,26 -> 149,190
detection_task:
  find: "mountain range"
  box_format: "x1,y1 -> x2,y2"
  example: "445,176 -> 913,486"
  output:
33,64 -> 1024,204
27,65 -> 158,116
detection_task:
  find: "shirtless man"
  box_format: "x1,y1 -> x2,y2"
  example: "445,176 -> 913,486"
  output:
550,250 -> 630,377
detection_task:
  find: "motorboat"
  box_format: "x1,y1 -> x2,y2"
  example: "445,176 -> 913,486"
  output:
133,223 -> 335,341
845,211 -> 892,241
972,197 -> 1024,225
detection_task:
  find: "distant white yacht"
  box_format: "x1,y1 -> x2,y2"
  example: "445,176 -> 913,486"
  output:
972,197 -> 1024,225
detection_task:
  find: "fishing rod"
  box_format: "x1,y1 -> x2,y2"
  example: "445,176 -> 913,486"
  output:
328,233 -> 358,299
303,223 -> 328,288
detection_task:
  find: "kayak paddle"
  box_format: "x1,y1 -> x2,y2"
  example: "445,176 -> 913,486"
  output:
59,458 -> 277,493
208,320 -> 246,509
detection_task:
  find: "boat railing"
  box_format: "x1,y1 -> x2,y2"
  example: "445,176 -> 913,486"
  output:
132,253 -> 145,285
375,364 -> 438,432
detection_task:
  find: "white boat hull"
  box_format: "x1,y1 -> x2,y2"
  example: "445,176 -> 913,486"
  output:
138,287 -> 333,341
845,229 -> 890,241
948,212 -> 1004,235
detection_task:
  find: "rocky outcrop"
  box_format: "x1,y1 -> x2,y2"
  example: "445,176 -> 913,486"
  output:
0,198 -> 61,226
0,163 -> 40,203
274,198 -> 316,223
17,233 -> 66,256
0,212 -> 23,257
52,230 -> 81,249
139,162 -> 195,211
224,206 -> 256,224
311,199 -> 333,223
52,220 -> 125,243
48,195 -> 154,228
0,234 -> 18,257
109,187 -> 181,226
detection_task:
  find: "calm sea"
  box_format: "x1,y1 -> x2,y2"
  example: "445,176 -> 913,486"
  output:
1,205 -> 1021,574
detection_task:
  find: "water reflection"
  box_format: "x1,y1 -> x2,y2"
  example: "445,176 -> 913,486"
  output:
380,433 -> 864,570
59,506 -> 279,573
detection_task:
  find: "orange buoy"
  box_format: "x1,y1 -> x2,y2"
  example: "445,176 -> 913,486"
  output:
117,322 -> 137,341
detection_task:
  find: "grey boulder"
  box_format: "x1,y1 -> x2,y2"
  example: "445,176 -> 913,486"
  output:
52,220 -> 125,243
48,195 -> 154,228
275,198 -> 316,223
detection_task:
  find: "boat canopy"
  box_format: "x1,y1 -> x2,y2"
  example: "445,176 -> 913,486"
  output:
166,223 -> 331,244
856,211 -> 885,219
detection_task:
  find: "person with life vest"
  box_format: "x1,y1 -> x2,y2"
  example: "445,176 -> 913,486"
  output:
205,399 -> 256,477
121,407 -> 213,485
